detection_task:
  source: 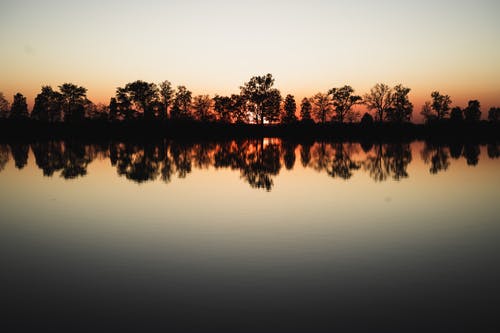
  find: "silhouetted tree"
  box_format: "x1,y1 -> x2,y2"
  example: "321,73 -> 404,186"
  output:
213,95 -> 233,123
170,86 -> 192,120
118,81 -> 159,120
328,85 -> 362,123
115,87 -> 135,120
386,85 -> 413,123
159,80 -> 174,120
364,83 -> 392,122
311,93 -> 332,124
193,95 -> 213,122
31,87 -> 63,122
420,101 -> 435,123
488,107 -> 500,122
240,74 -> 280,124
59,83 -> 87,122
86,103 -> 109,121
430,91 -> 451,120
299,97 -> 312,122
464,100 -> 481,122
230,94 -> 248,123
450,106 -> 463,122
282,94 -> 298,123
0,92 -> 9,119
109,98 -> 119,121
360,112 -> 374,126
10,93 -> 29,119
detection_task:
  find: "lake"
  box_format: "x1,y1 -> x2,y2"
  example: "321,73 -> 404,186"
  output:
1,139 -> 499,332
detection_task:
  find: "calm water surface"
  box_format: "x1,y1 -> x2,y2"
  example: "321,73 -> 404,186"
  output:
1,140 -> 499,332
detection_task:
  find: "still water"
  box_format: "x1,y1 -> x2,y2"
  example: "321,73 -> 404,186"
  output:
1,139 -> 499,332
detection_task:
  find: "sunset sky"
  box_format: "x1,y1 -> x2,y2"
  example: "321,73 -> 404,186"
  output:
1,0 -> 499,119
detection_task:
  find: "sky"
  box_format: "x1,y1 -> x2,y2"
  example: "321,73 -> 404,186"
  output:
1,0 -> 499,119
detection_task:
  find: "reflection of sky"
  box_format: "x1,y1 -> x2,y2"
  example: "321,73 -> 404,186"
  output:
0,142 -> 498,257
1,141 -> 500,331
0,0 -> 499,117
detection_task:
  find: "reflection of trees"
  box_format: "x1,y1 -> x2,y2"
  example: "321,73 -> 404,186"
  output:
111,143 -> 161,182
300,141 -> 313,167
240,140 -> 281,191
363,143 -> 412,181
448,143 -> 463,159
32,141 -> 65,176
326,143 -> 360,179
31,141 -> 93,178
170,142 -> 193,178
281,140 -> 297,170
9,143 -> 29,169
0,144 -> 10,173
421,143 -> 450,174
311,142 -> 332,172
13,139 -> 497,188
463,144 -> 480,166
61,142 -> 91,179
487,143 -> 500,159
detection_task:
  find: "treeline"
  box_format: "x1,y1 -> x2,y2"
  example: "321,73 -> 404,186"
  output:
1,74 -> 499,125
1,140 -> 498,190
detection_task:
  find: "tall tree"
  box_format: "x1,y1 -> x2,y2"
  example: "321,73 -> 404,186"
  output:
282,94 -> 297,124
59,83 -> 87,122
328,85 -> 362,123
213,95 -> 232,122
119,80 -> 159,119
300,97 -> 312,122
488,107 -> 500,122
311,93 -> 332,124
109,97 -> 119,121
360,112 -> 374,126
0,92 -> 9,119
115,87 -> 134,120
230,94 -> 247,123
159,80 -> 174,120
387,84 -> 413,123
463,100 -> 481,122
420,101 -> 434,123
364,83 -> 392,122
262,89 -> 281,124
240,73 -> 280,124
10,93 -> 29,119
450,106 -> 463,122
170,86 -> 192,120
430,91 -> 452,120
193,95 -> 213,122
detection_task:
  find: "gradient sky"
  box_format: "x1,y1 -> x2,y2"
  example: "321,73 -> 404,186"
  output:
1,0 -> 499,119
